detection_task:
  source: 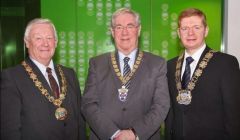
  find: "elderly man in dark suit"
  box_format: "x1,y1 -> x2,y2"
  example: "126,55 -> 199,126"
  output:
81,8 -> 170,140
165,8 -> 240,140
1,18 -> 86,140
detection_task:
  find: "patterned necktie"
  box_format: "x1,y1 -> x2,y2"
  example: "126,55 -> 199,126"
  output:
123,57 -> 131,89
181,57 -> 194,89
46,67 -> 60,98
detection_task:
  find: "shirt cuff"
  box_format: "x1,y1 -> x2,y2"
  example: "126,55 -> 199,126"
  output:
110,130 -> 120,140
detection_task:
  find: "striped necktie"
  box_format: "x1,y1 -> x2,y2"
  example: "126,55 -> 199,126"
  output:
181,57 -> 194,89
123,57 -> 131,89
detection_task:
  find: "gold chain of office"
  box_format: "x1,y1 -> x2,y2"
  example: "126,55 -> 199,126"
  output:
111,51 -> 143,85
21,61 -> 68,120
175,49 -> 215,92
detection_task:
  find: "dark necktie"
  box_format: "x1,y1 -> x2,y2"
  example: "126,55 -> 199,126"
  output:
123,57 -> 131,89
46,67 -> 60,98
181,57 -> 194,89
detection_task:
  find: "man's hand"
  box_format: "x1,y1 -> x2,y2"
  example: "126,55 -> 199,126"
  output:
114,130 -> 135,140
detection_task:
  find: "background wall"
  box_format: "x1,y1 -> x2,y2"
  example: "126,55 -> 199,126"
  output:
0,0 -> 40,69
41,0 -> 223,89
1,0 -> 238,139
226,0 -> 240,63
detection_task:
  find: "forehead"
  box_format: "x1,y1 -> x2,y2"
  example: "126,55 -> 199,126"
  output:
180,16 -> 203,26
30,23 -> 54,35
114,13 -> 136,25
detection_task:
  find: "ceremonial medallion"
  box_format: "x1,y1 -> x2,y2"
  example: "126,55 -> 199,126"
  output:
55,107 -> 68,120
118,86 -> 128,102
175,50 -> 215,105
22,61 -> 68,121
176,90 -> 192,105
111,51 -> 144,102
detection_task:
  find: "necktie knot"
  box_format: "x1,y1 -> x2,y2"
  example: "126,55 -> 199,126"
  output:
46,67 -> 52,74
124,57 -> 130,64
186,57 -> 194,65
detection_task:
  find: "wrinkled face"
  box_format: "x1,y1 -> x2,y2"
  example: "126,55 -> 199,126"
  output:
25,23 -> 57,65
178,16 -> 208,52
111,13 -> 141,54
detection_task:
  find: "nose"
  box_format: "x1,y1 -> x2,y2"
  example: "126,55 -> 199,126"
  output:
121,27 -> 129,35
43,38 -> 49,46
187,27 -> 194,35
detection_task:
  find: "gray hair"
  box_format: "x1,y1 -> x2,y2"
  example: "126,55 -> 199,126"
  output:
111,8 -> 141,28
24,18 -> 58,41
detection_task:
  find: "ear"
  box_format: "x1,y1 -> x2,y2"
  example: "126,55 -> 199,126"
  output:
138,25 -> 141,37
24,38 -> 29,48
204,26 -> 209,37
55,39 -> 58,48
177,28 -> 181,39
110,27 -> 115,38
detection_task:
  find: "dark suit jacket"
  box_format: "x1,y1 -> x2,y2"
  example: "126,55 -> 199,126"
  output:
165,47 -> 240,140
81,51 -> 170,140
1,58 -> 86,140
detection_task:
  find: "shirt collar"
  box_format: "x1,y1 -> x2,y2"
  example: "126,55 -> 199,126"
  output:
30,57 -> 55,75
118,48 -> 138,63
184,44 -> 206,62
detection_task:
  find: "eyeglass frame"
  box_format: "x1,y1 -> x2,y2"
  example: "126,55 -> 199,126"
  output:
112,24 -> 139,32
179,25 -> 205,34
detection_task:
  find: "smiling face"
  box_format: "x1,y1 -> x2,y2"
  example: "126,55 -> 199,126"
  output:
178,15 -> 209,54
111,13 -> 141,55
25,23 -> 57,66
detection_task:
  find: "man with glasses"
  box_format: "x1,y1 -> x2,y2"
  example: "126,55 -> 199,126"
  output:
165,8 -> 240,140
81,8 -> 170,140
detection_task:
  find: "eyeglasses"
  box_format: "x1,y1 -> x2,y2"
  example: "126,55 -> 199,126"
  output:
113,24 -> 138,32
179,25 -> 204,33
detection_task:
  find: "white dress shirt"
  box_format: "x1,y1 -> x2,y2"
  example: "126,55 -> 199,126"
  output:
118,48 -> 138,76
181,44 -> 206,79
30,57 -> 60,88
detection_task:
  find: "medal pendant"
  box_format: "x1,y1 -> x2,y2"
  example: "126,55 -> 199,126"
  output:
55,107 -> 68,120
118,86 -> 128,102
176,90 -> 192,105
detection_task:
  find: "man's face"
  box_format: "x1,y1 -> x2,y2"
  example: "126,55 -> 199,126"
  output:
111,13 -> 141,54
25,23 -> 57,65
178,15 -> 208,52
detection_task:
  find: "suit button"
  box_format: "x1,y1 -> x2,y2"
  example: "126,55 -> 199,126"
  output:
122,108 -> 126,111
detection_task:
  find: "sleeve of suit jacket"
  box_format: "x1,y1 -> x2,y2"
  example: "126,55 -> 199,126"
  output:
1,68 -> 22,140
130,55 -> 170,139
67,68 -> 87,140
81,57 -> 120,139
220,55 -> 240,139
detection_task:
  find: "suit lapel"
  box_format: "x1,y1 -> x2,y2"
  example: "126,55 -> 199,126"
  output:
109,51 -> 146,103
54,64 -> 62,92
192,46 -> 211,74
182,47 -> 212,110
124,51 -> 145,102
110,52 -> 124,88
25,58 -> 54,97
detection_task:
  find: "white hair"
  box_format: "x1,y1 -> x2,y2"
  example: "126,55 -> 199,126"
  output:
24,18 -> 58,41
111,7 -> 141,28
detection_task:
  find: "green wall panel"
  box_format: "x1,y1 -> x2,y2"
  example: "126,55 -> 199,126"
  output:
41,0 -> 223,90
